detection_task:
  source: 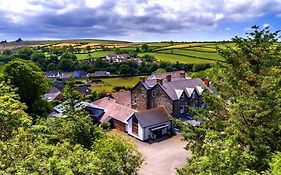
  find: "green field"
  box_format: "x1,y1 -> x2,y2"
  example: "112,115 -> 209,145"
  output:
76,51 -> 113,60
91,76 -> 140,93
158,49 -> 223,60
138,52 -> 216,64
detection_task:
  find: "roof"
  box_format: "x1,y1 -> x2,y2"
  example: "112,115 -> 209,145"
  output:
45,71 -> 60,76
140,78 -> 205,100
43,91 -> 61,102
49,87 -> 60,93
74,70 -> 87,74
93,97 -> 135,123
148,71 -> 189,80
77,85 -> 92,94
109,91 -> 131,107
135,107 -> 170,127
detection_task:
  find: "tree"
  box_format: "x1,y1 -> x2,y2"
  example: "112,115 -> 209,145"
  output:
141,44 -> 150,52
85,45 -> 91,53
179,26 -> 281,174
16,48 -> 33,60
30,50 -> 48,70
3,59 -> 48,116
57,58 -> 75,72
93,132 -> 143,175
60,52 -> 77,61
0,81 -> 32,141
154,68 -> 166,73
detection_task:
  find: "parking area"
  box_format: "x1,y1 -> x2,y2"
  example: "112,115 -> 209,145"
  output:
135,135 -> 191,175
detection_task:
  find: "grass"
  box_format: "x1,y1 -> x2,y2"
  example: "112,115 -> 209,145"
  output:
91,76 -> 140,93
158,49 -> 223,60
76,51 -> 114,60
185,46 -> 217,53
155,43 -> 211,50
138,52 -> 216,64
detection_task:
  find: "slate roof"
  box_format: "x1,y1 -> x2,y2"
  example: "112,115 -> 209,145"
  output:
109,91 -> 131,107
77,85 -> 92,95
43,87 -> 61,102
148,71 -> 189,80
140,78 -> 205,100
93,97 -> 135,123
135,107 -> 170,127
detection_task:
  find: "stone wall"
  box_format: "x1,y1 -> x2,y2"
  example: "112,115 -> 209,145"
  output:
131,82 -> 148,110
173,93 -> 189,118
149,85 -> 173,115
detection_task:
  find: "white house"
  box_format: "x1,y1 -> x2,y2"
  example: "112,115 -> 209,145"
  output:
127,107 -> 172,141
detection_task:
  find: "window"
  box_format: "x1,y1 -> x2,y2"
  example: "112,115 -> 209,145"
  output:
180,105 -> 185,114
152,90 -> 156,97
132,116 -> 138,124
192,91 -> 196,98
180,95 -> 184,100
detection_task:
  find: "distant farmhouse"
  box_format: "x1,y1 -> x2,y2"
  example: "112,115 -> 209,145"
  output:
106,54 -> 142,63
94,71 -> 110,77
45,71 -> 70,79
73,70 -> 87,78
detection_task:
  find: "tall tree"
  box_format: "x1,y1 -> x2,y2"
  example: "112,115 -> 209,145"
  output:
0,81 -> 32,141
178,26 -> 281,175
3,59 -> 49,116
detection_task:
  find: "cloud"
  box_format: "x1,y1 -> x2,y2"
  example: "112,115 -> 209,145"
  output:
0,0 -> 281,40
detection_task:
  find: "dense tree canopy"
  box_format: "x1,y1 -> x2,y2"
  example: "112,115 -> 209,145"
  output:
0,79 -> 143,174
178,26 -> 281,175
3,59 -> 49,116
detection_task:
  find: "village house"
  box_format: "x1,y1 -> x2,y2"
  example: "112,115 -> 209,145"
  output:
43,87 -> 62,102
73,70 -> 87,78
93,97 -> 172,141
131,71 -> 210,119
45,71 -> 60,78
94,71 -> 111,77
45,71 -> 70,79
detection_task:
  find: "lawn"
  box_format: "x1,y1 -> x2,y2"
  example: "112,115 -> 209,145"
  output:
91,76 -> 141,93
76,51 -> 114,60
158,49 -> 223,60
138,52 -> 216,64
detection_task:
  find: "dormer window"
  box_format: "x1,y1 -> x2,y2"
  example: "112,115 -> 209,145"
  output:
192,91 -> 196,98
180,95 -> 184,100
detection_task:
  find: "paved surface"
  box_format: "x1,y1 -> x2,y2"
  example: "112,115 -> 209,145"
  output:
135,135 -> 191,175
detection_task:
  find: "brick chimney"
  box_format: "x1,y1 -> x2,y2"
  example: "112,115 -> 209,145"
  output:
166,74 -> 172,82
157,78 -> 163,85
140,76 -> 145,82
203,79 -> 210,87
180,71 -> 185,78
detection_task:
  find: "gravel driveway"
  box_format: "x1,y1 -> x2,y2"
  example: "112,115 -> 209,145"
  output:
135,135 -> 191,175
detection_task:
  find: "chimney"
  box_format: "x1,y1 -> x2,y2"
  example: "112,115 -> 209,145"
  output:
140,76 -> 145,82
180,71 -> 185,78
166,74 -> 172,82
203,79 -> 210,87
157,78 -> 163,85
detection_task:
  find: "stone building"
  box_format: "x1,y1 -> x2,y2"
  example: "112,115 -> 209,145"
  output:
131,71 -> 208,118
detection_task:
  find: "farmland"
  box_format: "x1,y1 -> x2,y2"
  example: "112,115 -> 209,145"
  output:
1,39 -> 229,64
91,76 -> 140,93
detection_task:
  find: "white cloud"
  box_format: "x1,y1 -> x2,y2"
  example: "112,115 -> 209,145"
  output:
0,0 -> 280,40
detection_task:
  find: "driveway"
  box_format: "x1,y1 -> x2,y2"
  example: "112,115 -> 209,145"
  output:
135,135 -> 191,175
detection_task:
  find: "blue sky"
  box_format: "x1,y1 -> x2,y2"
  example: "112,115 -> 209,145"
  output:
0,0 -> 280,42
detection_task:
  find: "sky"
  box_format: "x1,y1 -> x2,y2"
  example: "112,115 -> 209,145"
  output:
0,0 -> 281,42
